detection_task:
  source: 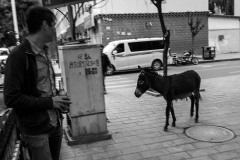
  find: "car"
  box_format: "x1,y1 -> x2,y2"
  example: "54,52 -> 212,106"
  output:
103,37 -> 167,75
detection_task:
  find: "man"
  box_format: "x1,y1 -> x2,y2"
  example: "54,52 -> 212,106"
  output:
4,6 -> 71,160
101,45 -> 111,94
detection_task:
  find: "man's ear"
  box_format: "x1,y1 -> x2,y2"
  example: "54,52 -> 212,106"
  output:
42,21 -> 49,31
138,66 -> 141,71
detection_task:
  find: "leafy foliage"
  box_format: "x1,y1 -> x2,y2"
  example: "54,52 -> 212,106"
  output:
188,15 -> 205,53
0,0 -> 36,47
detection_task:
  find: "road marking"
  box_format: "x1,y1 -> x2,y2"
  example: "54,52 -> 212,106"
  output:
106,75 -> 122,79
106,84 -> 136,89
198,65 -> 212,68
106,80 -> 134,85
196,65 -> 240,72
106,77 -> 128,81
230,71 -> 240,74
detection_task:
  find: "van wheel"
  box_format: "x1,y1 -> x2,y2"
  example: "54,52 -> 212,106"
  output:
106,64 -> 115,76
152,60 -> 162,71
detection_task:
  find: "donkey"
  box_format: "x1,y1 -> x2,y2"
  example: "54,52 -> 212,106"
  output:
134,66 -> 201,131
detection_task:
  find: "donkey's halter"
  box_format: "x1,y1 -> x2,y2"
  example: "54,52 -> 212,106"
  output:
138,72 -> 151,90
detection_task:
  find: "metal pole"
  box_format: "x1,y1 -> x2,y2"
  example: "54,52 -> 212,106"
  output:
11,0 -> 20,45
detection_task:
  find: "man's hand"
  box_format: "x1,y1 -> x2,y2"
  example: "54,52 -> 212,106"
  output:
52,96 -> 72,112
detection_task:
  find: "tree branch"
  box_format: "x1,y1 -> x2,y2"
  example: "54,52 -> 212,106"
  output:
73,3 -> 84,24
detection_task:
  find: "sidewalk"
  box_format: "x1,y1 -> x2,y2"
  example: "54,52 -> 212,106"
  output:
198,52 -> 240,63
59,54 -> 240,160
0,52 -> 240,160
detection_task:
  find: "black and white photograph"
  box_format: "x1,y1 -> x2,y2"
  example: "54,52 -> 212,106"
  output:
1,0 -> 240,160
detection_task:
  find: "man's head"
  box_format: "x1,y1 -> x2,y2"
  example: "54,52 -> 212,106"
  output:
26,6 -> 56,43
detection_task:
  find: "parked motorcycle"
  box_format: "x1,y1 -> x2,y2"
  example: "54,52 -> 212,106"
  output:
176,50 -> 199,66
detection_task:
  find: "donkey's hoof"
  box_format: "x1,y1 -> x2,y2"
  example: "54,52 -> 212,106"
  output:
190,113 -> 194,117
195,119 -> 198,123
164,127 -> 168,131
172,123 -> 176,127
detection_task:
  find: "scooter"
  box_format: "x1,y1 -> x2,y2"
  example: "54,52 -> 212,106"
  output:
177,50 -> 199,66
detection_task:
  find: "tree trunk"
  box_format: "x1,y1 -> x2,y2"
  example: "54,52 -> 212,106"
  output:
192,36 -> 195,54
155,1 -> 170,77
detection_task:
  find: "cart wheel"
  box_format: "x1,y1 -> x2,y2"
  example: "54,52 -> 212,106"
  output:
176,60 -> 182,66
152,60 -> 162,71
176,57 -> 182,66
106,64 -> 115,75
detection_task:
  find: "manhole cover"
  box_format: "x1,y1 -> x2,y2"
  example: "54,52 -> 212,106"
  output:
185,126 -> 235,143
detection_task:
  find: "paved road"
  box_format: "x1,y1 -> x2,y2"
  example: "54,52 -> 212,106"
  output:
105,61 -> 240,92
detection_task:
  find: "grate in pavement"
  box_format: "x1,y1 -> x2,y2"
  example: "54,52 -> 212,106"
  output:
185,125 -> 236,143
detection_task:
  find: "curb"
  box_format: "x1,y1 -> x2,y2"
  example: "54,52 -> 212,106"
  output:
168,57 -> 240,66
199,58 -> 240,64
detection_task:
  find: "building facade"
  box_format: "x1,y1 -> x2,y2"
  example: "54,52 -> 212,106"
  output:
95,12 -> 208,55
208,0 -> 240,53
56,0 -> 240,55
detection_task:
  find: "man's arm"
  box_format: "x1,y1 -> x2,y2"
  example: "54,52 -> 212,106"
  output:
3,49 -> 53,111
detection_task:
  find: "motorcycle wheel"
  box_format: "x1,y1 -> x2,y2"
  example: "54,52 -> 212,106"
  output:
192,57 -> 199,65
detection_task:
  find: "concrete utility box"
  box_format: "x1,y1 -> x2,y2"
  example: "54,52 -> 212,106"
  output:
58,44 -> 111,145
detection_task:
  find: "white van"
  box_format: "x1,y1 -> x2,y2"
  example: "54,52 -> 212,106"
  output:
103,37 -> 166,75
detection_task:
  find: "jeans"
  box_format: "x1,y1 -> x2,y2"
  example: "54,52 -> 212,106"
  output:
23,125 -> 63,160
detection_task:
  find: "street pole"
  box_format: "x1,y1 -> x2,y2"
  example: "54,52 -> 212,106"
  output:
11,0 -> 20,45
67,5 -> 75,41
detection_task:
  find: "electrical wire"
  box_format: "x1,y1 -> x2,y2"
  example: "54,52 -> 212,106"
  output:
93,0 -> 109,9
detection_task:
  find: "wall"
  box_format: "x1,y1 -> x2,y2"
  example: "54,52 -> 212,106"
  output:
209,16 -> 240,53
234,0 -> 240,16
100,12 -> 208,55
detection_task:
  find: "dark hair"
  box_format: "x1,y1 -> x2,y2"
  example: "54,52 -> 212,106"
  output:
26,6 -> 56,34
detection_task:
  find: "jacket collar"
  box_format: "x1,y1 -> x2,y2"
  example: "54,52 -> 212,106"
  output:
22,39 -> 35,55
22,39 -> 49,56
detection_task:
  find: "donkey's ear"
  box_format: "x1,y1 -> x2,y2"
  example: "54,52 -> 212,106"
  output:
138,66 -> 144,73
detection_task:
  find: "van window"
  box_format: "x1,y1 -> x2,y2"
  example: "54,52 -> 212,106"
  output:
115,43 -> 125,53
128,40 -> 164,52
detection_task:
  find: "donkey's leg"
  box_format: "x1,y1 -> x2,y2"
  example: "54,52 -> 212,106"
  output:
164,101 -> 171,131
194,92 -> 200,123
170,102 -> 176,127
190,94 -> 194,117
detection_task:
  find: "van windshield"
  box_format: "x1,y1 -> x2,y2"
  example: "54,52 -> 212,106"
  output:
103,43 -> 116,54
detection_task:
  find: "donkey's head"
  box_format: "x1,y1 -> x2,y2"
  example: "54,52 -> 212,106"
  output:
134,66 -> 152,98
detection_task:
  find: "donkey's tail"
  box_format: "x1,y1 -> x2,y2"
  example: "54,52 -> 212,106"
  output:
199,92 -> 202,101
